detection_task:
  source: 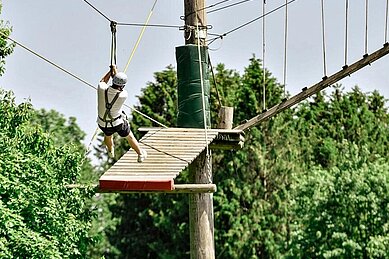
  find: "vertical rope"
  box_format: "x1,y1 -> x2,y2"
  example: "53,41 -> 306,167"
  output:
364,0 -> 369,55
195,6 -> 211,183
262,0 -> 266,111
208,54 -> 223,109
320,0 -> 327,77
110,21 -> 117,66
283,0 -> 288,97
124,0 -> 158,73
344,0 -> 349,67
385,0 -> 389,43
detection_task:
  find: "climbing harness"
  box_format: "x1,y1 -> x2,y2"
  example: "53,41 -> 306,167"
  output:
99,89 -> 122,128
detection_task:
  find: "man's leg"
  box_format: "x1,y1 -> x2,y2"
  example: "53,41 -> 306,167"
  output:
104,135 -> 114,152
126,131 -> 142,155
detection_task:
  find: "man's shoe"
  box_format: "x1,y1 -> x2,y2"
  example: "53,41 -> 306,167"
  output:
108,148 -> 115,159
137,149 -> 147,163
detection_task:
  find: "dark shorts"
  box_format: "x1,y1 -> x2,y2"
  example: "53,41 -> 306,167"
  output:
99,120 -> 131,137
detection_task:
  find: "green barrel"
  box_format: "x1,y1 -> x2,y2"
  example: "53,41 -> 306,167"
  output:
176,45 -> 211,128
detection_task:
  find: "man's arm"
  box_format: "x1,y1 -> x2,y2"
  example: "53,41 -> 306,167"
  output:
100,65 -> 118,83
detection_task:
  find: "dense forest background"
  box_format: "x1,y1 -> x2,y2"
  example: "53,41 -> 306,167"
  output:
1,5 -> 389,258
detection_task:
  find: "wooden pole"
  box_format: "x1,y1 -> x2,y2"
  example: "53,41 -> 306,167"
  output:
184,0 -> 215,258
184,0 -> 207,45
218,106 -> 234,129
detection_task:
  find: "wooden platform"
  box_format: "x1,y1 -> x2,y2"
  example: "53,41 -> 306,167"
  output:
99,127 -> 243,192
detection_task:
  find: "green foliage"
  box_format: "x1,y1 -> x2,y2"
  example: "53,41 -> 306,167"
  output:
289,144 -> 389,258
0,89 -> 94,258
94,56 -> 389,258
0,4 -> 14,76
31,109 -> 96,183
294,85 -> 389,168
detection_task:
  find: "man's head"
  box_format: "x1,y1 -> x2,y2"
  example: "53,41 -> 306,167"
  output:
112,72 -> 128,89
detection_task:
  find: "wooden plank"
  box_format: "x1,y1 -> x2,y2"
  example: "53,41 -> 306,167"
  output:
106,167 -> 184,172
100,175 -> 177,180
99,127 -> 221,192
67,184 -> 217,193
99,178 -> 174,191
234,43 -> 389,131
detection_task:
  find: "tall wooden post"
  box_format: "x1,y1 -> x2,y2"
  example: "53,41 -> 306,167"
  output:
183,0 -> 214,258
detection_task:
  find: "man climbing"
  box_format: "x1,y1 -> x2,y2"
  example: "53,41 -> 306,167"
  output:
97,65 -> 147,162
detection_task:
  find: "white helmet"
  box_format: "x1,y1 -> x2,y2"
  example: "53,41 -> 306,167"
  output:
112,72 -> 128,86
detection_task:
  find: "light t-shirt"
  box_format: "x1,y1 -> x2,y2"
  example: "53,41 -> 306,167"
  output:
96,81 -> 128,128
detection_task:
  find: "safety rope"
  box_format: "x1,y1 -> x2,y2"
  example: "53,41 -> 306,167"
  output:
208,54 -> 223,109
365,0 -> 369,55
283,0 -> 288,97
262,0 -> 267,111
320,0 -> 327,78
0,32 -> 168,129
124,0 -> 158,73
195,5 -> 212,183
110,21 -> 117,66
385,0 -> 389,43
344,0 -> 349,67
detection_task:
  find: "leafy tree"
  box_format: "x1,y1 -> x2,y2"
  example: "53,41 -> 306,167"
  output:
30,109 -> 117,257
0,89 -> 94,258
294,85 -> 388,169
289,144 -> 389,258
287,85 -> 389,257
95,55 -> 389,259
212,57 -> 299,258
0,4 -> 14,76
32,109 -> 96,183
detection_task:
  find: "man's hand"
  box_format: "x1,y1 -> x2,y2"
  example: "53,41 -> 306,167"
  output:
110,65 -> 118,77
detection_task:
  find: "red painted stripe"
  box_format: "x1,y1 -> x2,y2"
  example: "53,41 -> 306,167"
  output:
99,179 -> 174,191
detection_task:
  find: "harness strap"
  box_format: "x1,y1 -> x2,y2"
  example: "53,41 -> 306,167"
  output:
101,88 -> 121,128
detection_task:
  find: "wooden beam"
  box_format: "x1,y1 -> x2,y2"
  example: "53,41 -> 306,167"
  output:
66,184 -> 217,193
234,43 -> 389,131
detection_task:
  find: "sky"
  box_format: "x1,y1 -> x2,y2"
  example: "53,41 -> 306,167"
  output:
1,0 -> 389,146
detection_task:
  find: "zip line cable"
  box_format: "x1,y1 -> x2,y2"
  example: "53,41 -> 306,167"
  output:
82,0 -> 180,29
207,0 -> 298,45
124,0 -> 158,73
207,0 -> 253,15
83,0 -> 111,21
0,32 -> 168,129
320,0 -> 327,78
117,22 -> 181,29
182,0 -> 230,20
2,34 -> 96,91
